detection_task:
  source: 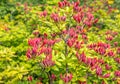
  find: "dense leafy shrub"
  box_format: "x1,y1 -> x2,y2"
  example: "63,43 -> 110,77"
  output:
25,0 -> 120,84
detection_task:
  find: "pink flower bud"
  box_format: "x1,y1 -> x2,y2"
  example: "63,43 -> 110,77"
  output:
117,47 -> 120,54
42,10 -> 47,17
27,76 -> 33,81
61,16 -> 66,21
94,18 -> 99,24
107,50 -> 114,57
114,57 -> 120,64
97,47 -> 106,55
51,74 -> 56,80
73,1 -> 80,7
106,35 -> 113,41
26,48 -> 32,59
105,30 -> 111,35
112,31 -> 118,36
42,55 -> 55,67
114,42 -> 118,47
50,13 -> 60,22
82,34 -> 88,40
105,64 -> 112,70
73,12 -> 84,23
80,52 -> 87,63
58,2 -> 64,8
102,73 -> 110,78
75,41 -> 82,50
96,67 -> 102,76
32,46 -> 38,54
67,39 -> 75,47
114,70 -> 120,77
60,73 -> 73,83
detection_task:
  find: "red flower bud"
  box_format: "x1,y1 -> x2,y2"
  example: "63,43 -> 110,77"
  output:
98,59 -> 105,64
112,31 -> 118,36
107,50 -> 114,57
32,47 -> 38,55
60,73 -> 73,83
102,73 -> 110,78
43,10 -> 47,17
86,12 -> 94,21
73,13 -> 84,23
51,74 -> 56,80
73,1 -> 80,7
40,10 -> 47,17
50,13 -> 60,22
114,57 -> 120,64
61,16 -> 66,21
96,67 -> 102,76
114,70 -> 120,77
26,48 -> 32,59
97,47 -> 106,55
58,0 -> 70,8
42,54 -> 55,67
82,34 -> 87,40
94,18 -> 99,24
105,64 -> 112,70
75,41 -> 82,50
27,76 -> 33,81
44,33 -> 48,38
117,47 -> 120,54
114,42 -> 118,47
67,39 -> 75,47
106,35 -> 113,41
58,2 -> 64,8
80,52 -> 87,63
28,38 -> 41,47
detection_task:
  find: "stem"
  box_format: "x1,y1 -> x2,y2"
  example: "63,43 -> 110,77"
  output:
55,23 -> 65,41
47,71 -> 53,84
55,23 -> 69,73
39,63 -> 53,84
86,70 -> 89,84
65,42 -> 69,73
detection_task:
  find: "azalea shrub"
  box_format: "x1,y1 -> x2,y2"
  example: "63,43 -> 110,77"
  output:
0,0 -> 120,84
26,0 -> 120,84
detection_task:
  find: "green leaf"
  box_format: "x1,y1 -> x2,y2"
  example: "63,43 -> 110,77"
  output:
56,61 -> 62,67
59,80 -> 64,84
79,77 -> 86,82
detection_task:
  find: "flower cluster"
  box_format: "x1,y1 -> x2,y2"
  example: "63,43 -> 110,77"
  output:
26,36 -> 59,67
87,42 -> 111,55
76,51 -> 112,79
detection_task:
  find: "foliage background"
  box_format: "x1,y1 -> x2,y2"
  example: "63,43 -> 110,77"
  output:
0,0 -> 120,84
